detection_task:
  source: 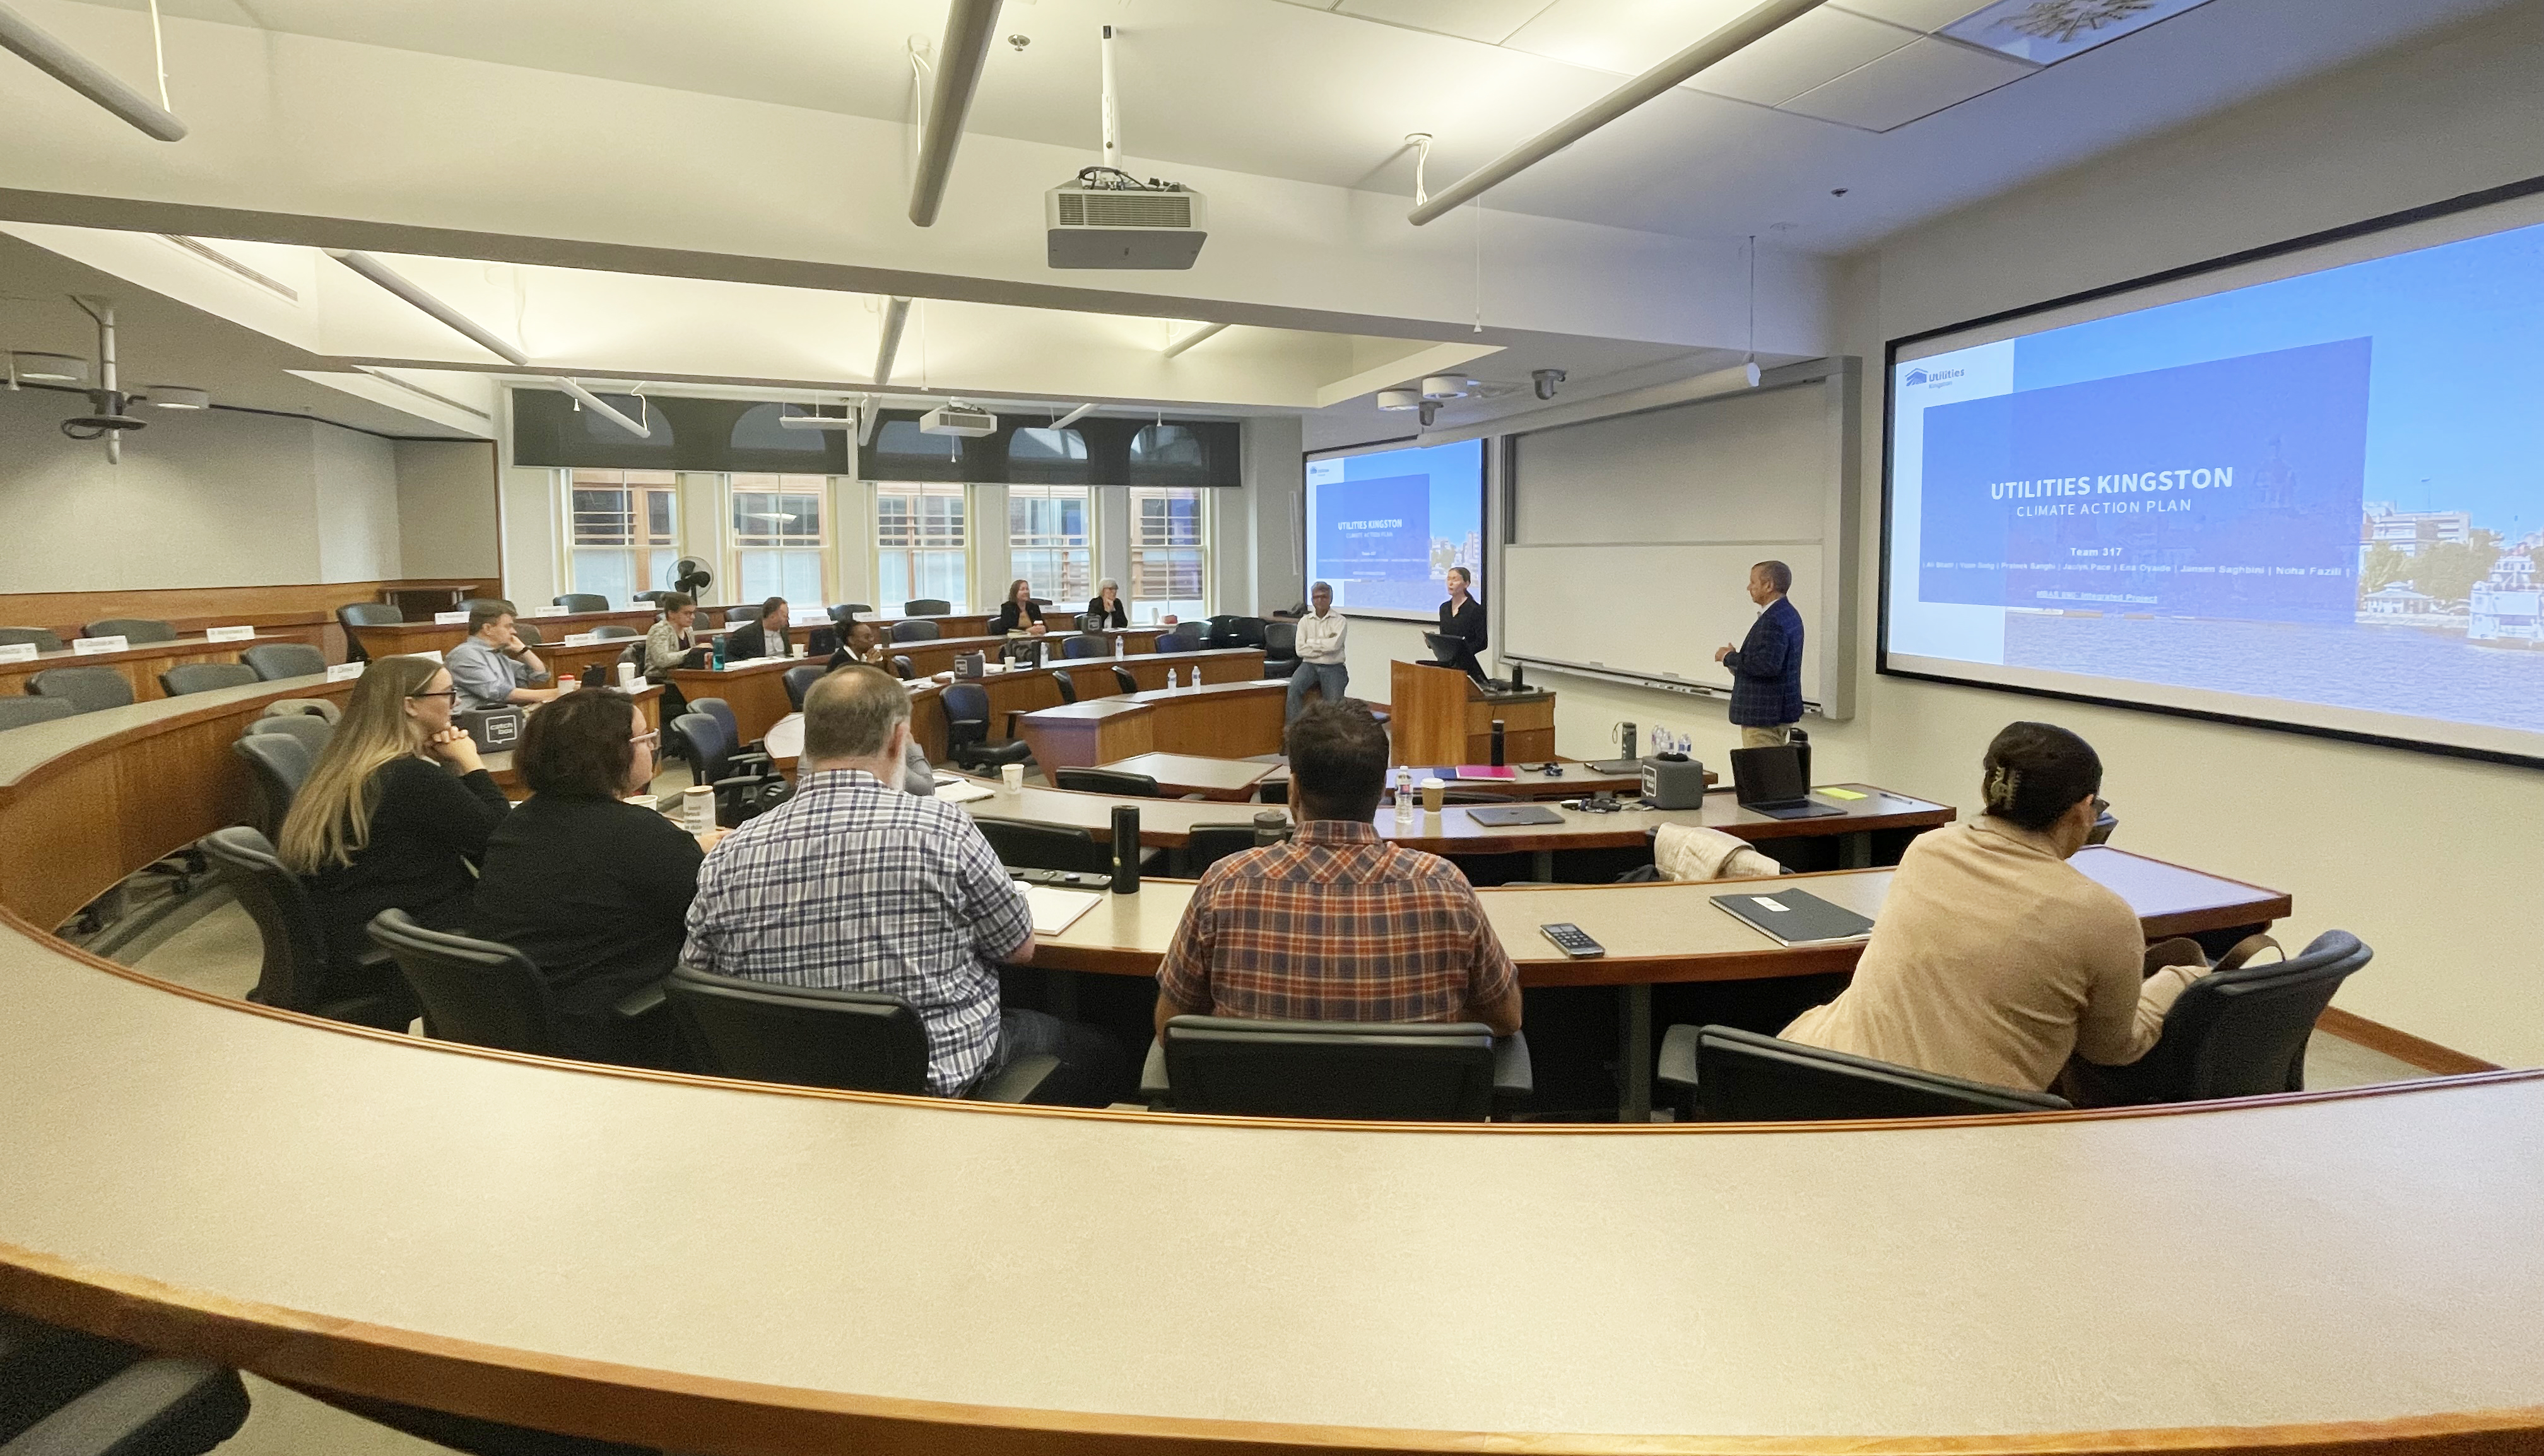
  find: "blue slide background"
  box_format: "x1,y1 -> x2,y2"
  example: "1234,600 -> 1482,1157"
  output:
1919,339 -> 2370,624
1305,438 -> 1484,616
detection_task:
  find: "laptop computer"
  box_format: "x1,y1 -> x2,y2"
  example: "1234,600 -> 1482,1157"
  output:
1729,745 -> 1846,819
1466,804 -> 1564,827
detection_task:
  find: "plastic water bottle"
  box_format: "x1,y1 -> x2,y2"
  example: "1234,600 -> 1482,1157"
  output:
1114,635 -> 1124,659
1166,667 -> 1179,690
1393,766 -> 1415,823
712,633 -> 729,669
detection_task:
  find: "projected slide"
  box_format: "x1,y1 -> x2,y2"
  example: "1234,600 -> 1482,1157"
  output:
1887,211 -> 2544,761
1304,438 -> 1484,619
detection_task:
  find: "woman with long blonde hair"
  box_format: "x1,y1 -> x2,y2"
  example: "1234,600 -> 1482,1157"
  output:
991,576 -> 1047,636
280,655 -> 510,982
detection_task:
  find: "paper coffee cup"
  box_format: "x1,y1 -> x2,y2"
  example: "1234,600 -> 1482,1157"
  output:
616,662 -> 640,690
681,785 -> 714,833
791,644 -> 808,658
1420,776 -> 1446,813
1001,763 -> 1025,793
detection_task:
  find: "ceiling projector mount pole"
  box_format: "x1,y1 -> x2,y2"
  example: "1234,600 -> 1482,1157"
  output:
1406,0 -> 1823,225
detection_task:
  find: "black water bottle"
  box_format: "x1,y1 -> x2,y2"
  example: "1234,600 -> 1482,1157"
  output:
1790,727 -> 1812,787
1490,718 -> 1506,767
1110,804 -> 1140,893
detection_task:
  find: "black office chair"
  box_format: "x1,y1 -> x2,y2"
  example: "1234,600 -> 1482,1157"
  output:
158,662 -> 257,696
1176,823 -> 1262,877
1141,1016 -> 1531,1121
553,592 -> 609,614
685,695 -> 741,747
240,641 -> 326,680
81,616 -> 176,644
1054,766 -> 1164,797
828,604 -> 874,625
666,966 -> 1058,1101
261,696 -> 339,723
1110,664 -> 1140,696
199,828 -> 414,1031
668,711 -> 780,826
588,625 -> 639,639
0,696 -> 77,731
240,712 -> 331,756
367,908 -> 561,1054
0,1311 -> 251,1456
2064,931 -> 2374,1105
1655,1024 -> 2071,1121
903,597 -> 952,616
782,662 -> 826,712
977,819 -> 1110,873
943,683 -> 1030,773
631,590 -> 669,606
1203,613 -> 1245,649
513,622 -> 544,648
887,654 -> 915,681
724,606 -> 762,625
1166,621 -> 1208,652
1261,620 -> 1298,679
1052,671 -> 1079,704
335,601 -> 402,662
2088,807 -> 2119,845
457,597 -> 509,618
1061,634 -> 1109,659
1152,632 -> 1189,655
27,666 -> 134,714
230,732 -> 312,838
0,626 -> 67,655
890,619 -> 941,643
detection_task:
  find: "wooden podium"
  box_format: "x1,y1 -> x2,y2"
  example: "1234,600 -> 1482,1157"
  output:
1387,661 -> 1556,766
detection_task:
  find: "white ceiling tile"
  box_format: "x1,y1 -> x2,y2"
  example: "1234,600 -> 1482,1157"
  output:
1335,0 -> 1561,46
1683,8 -> 1920,106
1502,0 -> 1764,76
1828,0 -> 1991,32
1779,35 -> 2035,130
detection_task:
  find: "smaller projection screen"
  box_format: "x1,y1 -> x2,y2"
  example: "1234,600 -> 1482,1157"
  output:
1303,437 -> 1485,620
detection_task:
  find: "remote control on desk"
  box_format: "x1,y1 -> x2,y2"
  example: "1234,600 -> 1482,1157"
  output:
1539,922 -> 1606,958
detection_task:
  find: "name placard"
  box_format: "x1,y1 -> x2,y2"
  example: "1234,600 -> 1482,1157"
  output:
326,661 -> 366,682
205,625 -> 257,643
0,643 -> 37,665
433,610 -> 471,625
563,631 -> 605,647
71,635 -> 129,655
529,604 -> 568,618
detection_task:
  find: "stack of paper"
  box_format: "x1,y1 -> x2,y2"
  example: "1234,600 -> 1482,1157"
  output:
1023,884 -> 1102,934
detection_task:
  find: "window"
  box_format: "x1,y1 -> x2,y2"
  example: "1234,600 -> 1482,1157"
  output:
876,482 -> 969,610
729,474 -> 828,606
1129,487 -> 1208,623
567,469 -> 680,604
1008,484 -> 1092,607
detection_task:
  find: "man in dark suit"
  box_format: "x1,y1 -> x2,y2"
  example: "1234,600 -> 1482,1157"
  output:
1714,561 -> 1803,746
1436,566 -> 1487,683
726,597 -> 793,661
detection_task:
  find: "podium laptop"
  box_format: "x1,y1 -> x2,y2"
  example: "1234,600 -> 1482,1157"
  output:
1729,745 -> 1846,819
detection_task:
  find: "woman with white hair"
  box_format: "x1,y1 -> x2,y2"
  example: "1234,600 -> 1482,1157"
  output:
1083,578 -> 1129,630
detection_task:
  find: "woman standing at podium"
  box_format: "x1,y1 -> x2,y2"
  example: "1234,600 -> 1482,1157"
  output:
1437,566 -> 1487,682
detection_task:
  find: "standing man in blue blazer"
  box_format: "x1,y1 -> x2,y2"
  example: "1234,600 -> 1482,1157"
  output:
1714,560 -> 1803,747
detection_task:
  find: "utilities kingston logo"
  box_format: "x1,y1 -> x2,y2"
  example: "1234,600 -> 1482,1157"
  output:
1903,366 -> 1964,388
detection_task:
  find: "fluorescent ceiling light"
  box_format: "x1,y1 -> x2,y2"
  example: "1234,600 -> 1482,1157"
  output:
8,351 -> 88,385
143,385 -> 209,409
1943,0 -> 2216,64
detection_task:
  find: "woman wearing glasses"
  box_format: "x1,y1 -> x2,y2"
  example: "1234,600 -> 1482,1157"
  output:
279,656 -> 509,995
473,688 -> 712,1066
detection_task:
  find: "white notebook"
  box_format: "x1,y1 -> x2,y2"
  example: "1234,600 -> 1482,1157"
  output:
935,778 -> 996,804
1023,885 -> 1102,935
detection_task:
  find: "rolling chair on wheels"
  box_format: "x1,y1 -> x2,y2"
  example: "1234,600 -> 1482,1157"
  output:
1141,1017 -> 1532,1121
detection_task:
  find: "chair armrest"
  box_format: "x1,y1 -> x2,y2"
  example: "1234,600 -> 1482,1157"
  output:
1655,1023 -> 1702,1092
4,1358 -> 249,1456
1492,1031 -> 1533,1105
610,977 -> 668,1020
969,1054 -> 1060,1103
1139,1036 -> 1170,1106
729,748 -> 774,773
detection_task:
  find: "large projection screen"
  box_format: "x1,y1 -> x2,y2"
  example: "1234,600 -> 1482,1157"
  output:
1883,182 -> 2544,765
1303,438 -> 1485,621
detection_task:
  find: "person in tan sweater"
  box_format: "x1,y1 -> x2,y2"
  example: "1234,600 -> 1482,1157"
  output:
1779,722 -> 2206,1092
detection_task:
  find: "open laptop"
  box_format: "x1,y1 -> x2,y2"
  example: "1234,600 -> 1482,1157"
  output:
1729,746 -> 1846,819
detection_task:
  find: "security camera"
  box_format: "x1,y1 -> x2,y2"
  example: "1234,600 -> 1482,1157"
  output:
1417,400 -> 1440,427
1532,368 -> 1567,401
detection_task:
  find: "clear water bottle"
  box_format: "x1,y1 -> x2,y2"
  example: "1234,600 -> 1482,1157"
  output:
1393,766 -> 1415,823
1166,667 -> 1179,690
1114,635 -> 1124,659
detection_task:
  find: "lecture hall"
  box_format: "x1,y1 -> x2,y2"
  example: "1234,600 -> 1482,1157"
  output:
3,1 -> 2542,1452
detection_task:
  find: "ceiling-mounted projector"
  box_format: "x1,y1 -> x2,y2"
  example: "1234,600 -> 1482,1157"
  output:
1048,168 -> 1208,271
919,403 -> 999,437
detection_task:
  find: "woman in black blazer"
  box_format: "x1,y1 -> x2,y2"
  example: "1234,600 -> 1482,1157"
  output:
1083,578 -> 1129,630
1437,565 -> 1487,681
992,577 -> 1047,635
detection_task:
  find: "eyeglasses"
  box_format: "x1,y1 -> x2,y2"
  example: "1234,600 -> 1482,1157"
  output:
632,730 -> 660,749
406,689 -> 458,702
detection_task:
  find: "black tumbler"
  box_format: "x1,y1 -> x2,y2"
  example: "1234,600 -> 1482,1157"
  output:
1252,809 -> 1292,847
1790,727 -> 1812,787
1490,718 -> 1505,767
1110,804 -> 1140,893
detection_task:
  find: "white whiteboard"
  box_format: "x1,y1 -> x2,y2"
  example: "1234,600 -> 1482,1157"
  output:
1500,543 -> 1825,703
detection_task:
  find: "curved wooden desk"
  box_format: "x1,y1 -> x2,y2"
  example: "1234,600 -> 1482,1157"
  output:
4,684 -> 2540,1455
0,631 -> 317,702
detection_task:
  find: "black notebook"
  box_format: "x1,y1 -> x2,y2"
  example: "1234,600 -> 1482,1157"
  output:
1466,804 -> 1564,827
1711,888 -> 1876,947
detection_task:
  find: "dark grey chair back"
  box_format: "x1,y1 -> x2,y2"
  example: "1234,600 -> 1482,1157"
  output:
1263,620 -> 1297,660
890,619 -> 941,642
160,662 -> 258,696
782,662 -> 825,712
199,827 -> 411,1030
0,696 -> 78,731
457,597 -> 509,617
367,908 -> 560,1054
1160,1016 -> 1499,1120
230,732 -> 312,837
1684,1024 -> 2070,1120
262,697 -> 340,722
2083,931 -> 2372,1103
829,604 -> 873,625
82,617 -> 176,644
1178,824 -> 1261,877
242,712 -> 333,756
553,593 -> 609,614
1061,634 -> 1109,659
0,626 -> 66,654
26,666 -> 134,714
887,654 -> 915,681
513,622 -> 544,647
241,642 -> 327,680
1052,671 -> 1079,704
977,818 -> 1109,873
903,598 -> 952,616
336,602 -> 403,662
1053,767 -> 1161,797
725,606 -> 763,625
688,696 -> 740,747
1167,621 -> 1207,651
671,710 -> 740,784
667,966 -> 933,1094
1111,665 -> 1140,695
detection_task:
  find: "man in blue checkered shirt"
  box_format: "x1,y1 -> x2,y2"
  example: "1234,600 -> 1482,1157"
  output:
680,666 -> 1119,1103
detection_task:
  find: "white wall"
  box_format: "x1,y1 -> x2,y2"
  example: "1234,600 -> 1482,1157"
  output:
1846,1 -> 2544,1064
393,440 -> 500,581
313,426 -> 399,582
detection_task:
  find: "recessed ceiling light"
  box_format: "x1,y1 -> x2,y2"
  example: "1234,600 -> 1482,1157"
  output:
144,385 -> 210,410
1943,0 -> 2216,64
1420,375 -> 1475,400
9,351 -> 88,385
1377,389 -> 1422,411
